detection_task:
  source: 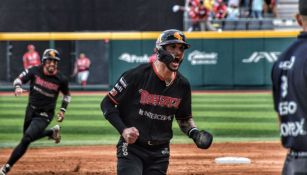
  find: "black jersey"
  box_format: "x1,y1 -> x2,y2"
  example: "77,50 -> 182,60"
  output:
107,63 -> 192,142
18,65 -> 70,113
272,32 -> 307,151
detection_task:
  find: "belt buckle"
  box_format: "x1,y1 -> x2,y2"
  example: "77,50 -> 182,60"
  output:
147,141 -> 153,145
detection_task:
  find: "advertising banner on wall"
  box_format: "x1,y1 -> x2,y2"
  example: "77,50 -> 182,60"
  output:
109,37 -> 294,88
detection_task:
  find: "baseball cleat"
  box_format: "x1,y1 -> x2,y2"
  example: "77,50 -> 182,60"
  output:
0,164 -> 10,175
50,125 -> 61,144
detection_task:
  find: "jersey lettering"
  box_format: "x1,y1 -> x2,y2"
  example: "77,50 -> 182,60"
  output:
112,76 -> 129,94
119,77 -> 127,88
279,56 -> 295,70
109,88 -> 118,97
280,119 -> 307,137
278,101 -> 297,116
281,76 -> 288,98
139,89 -> 181,109
139,108 -> 172,121
115,83 -> 123,92
35,75 -> 59,91
33,86 -> 55,97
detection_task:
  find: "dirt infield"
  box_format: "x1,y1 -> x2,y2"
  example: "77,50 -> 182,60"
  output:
0,142 -> 286,175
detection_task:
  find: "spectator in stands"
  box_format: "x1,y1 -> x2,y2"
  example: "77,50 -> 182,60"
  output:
272,0 -> 278,17
228,0 -> 240,8
188,0 -> 200,31
263,0 -> 278,17
239,0 -> 251,18
23,44 -> 41,69
204,0 -> 215,18
263,0 -> 272,17
73,53 -> 91,88
227,3 -> 240,20
213,0 -> 228,19
251,0 -> 264,19
188,0 -> 215,31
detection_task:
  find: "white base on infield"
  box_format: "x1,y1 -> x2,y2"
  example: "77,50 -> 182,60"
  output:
214,157 -> 251,164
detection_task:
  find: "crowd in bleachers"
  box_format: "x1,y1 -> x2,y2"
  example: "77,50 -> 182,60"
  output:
186,0 -> 278,31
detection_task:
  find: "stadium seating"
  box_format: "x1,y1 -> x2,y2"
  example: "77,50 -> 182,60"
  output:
235,20 -> 248,30
260,19 -> 274,30
223,20 -> 237,31
247,20 -> 261,30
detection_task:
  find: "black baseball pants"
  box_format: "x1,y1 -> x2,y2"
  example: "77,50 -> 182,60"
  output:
6,105 -> 53,167
282,153 -> 307,175
116,138 -> 170,175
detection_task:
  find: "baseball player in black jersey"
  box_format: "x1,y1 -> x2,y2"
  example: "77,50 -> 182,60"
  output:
101,29 -> 213,175
271,1 -> 307,174
0,49 -> 71,175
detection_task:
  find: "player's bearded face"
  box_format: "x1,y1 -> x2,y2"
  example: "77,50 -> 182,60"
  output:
44,59 -> 58,75
165,43 -> 185,71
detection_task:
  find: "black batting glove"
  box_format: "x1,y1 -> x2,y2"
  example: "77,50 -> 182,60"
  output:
189,128 -> 213,149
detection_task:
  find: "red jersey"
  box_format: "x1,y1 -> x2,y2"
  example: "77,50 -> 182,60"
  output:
23,51 -> 41,69
189,2 -> 209,21
76,57 -> 91,72
214,4 -> 227,19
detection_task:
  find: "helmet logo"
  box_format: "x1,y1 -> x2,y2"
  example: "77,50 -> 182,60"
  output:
174,32 -> 183,41
49,51 -> 56,58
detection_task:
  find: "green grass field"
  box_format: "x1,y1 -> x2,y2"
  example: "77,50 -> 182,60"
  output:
0,92 -> 280,148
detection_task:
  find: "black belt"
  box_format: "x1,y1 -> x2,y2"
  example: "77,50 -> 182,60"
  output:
136,139 -> 169,147
289,150 -> 307,158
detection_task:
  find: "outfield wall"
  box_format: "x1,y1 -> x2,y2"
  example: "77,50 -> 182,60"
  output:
0,31 -> 299,89
107,31 -> 297,88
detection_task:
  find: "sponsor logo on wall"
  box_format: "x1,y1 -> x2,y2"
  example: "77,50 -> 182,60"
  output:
187,50 -> 218,65
118,50 -> 219,65
119,53 -> 149,63
118,51 -> 280,65
242,52 -> 280,63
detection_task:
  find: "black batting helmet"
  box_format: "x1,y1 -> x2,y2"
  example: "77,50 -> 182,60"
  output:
42,49 -> 60,62
156,29 -> 190,50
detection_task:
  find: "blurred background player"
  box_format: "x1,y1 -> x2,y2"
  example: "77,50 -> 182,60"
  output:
0,49 -> 71,175
271,0 -> 307,174
73,53 -> 91,88
22,44 -> 41,69
101,29 -> 213,175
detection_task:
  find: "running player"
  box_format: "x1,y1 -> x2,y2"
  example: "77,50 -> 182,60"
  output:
0,49 -> 71,175
101,29 -> 213,175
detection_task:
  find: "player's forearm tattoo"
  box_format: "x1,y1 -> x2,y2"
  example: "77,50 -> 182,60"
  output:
177,118 -> 197,135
